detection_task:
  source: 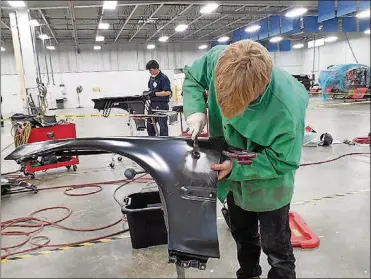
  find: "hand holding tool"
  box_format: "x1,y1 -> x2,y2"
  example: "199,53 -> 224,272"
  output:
222,148 -> 256,165
186,113 -> 207,140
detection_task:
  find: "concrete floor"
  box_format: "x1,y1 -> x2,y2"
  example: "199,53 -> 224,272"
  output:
1,97 -> 370,278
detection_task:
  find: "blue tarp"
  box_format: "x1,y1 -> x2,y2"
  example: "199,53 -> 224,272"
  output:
319,64 -> 371,92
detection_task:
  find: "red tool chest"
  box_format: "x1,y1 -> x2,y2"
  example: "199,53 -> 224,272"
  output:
25,122 -> 79,176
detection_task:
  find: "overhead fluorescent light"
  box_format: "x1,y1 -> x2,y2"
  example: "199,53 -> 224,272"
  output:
285,7 -> 308,18
365,29 -> 370,35
200,3 -> 219,14
198,44 -> 208,50
98,22 -> 110,29
218,36 -> 230,43
96,35 -> 105,42
245,25 -> 261,33
7,1 -> 26,8
38,34 -> 50,40
46,46 -> 55,50
103,1 -> 117,10
175,24 -> 188,32
147,44 -> 156,50
324,36 -> 338,42
94,45 -> 102,50
1,47 -> 5,52
158,36 -> 169,42
356,9 -> 370,19
308,38 -> 325,48
293,43 -> 304,49
269,36 -> 283,43
29,19 -> 40,27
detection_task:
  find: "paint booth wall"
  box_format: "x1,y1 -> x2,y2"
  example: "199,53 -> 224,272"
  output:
301,32 -> 371,82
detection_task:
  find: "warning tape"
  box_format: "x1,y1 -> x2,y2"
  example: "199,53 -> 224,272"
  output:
2,113 -> 128,121
308,100 -> 370,109
1,234 -> 130,263
2,187 -> 369,264
2,100 -> 369,121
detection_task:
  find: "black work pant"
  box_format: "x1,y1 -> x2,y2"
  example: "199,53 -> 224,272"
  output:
227,192 -> 296,279
147,102 -> 169,136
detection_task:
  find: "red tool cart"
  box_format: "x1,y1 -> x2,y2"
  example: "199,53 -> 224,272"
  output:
23,122 -> 79,178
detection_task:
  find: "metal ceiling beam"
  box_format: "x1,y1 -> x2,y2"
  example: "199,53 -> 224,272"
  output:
198,5 -> 274,39
1,20 -> 11,30
145,4 -> 193,42
68,1 -> 80,53
182,4 -> 248,39
128,4 -> 164,42
114,5 -> 139,42
12,1 -> 316,10
167,13 -> 204,39
95,7 -> 104,39
211,6 -> 291,40
38,9 -> 58,43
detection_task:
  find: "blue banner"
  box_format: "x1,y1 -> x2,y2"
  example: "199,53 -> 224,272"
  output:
318,0 -> 336,22
322,18 -> 339,32
337,1 -> 357,17
269,15 -> 281,37
342,17 -> 358,32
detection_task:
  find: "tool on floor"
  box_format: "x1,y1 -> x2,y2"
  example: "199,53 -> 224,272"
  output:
1,175 -> 38,195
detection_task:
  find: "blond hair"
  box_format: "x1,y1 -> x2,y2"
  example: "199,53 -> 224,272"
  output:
215,39 -> 273,119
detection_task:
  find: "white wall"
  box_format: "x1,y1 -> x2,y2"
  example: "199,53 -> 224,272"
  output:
0,42 -> 208,114
1,32 -> 370,115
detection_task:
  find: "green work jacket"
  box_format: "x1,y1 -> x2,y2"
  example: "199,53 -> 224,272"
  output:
182,45 -> 309,212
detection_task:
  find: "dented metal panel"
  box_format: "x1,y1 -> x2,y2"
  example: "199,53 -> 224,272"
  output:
5,136 -> 225,269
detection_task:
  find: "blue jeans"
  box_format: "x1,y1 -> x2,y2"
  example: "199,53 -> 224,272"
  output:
147,102 -> 169,136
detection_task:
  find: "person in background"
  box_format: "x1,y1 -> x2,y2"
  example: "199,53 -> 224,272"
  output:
182,40 -> 309,279
145,60 -> 172,136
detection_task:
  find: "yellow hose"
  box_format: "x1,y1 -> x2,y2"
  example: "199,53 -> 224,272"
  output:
11,122 -> 32,148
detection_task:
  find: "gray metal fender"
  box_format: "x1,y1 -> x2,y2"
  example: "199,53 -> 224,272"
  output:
5,136 -> 225,269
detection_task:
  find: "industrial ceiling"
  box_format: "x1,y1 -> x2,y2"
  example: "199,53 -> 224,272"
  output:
1,0 -> 319,50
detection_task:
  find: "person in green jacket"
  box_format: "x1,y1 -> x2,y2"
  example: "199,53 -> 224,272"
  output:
182,40 -> 309,279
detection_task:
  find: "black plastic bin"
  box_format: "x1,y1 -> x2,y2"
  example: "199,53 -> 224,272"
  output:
121,191 -> 168,249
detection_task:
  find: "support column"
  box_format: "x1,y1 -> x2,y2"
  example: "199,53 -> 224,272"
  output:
10,9 -> 40,114
9,12 -> 28,113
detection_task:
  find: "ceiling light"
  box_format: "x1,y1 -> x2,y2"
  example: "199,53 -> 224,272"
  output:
293,43 -> 304,49
158,36 -> 169,42
29,19 -> 40,27
147,44 -> 156,50
198,44 -> 208,50
98,22 -> 110,29
38,34 -> 50,40
269,36 -> 283,43
94,46 -> 102,50
96,35 -> 105,42
245,25 -> 261,33
285,7 -> 308,18
218,36 -> 230,43
46,46 -> 55,50
200,3 -> 219,14
7,1 -> 26,8
1,47 -> 5,52
356,9 -> 370,18
175,24 -> 188,32
324,36 -> 338,42
365,29 -> 370,35
103,1 -> 117,10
